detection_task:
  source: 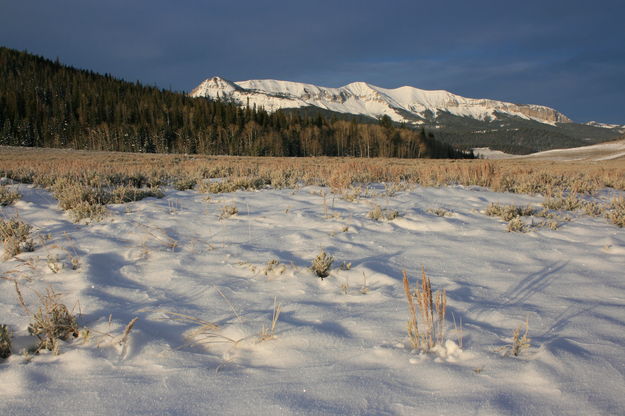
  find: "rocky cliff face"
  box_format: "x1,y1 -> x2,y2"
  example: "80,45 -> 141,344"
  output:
190,77 -> 573,126
508,104 -> 572,123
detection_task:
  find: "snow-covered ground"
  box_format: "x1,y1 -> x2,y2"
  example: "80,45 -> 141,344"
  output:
472,147 -> 518,159
475,139 -> 625,161
521,139 -> 625,161
2,182 -> 625,415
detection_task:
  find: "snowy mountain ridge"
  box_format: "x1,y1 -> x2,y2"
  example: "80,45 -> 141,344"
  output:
190,76 -> 573,126
584,121 -> 625,133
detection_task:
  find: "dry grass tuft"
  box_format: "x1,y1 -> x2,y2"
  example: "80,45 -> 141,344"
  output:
51,178 -> 108,222
219,203 -> 239,219
607,196 -> 625,227
198,176 -> 269,194
485,203 -> 535,221
402,268 -> 447,352
581,200 -> 605,217
108,185 -> 164,204
542,192 -> 581,211
118,317 -> 139,359
507,217 -> 527,233
0,217 -> 34,260
427,207 -> 454,217
311,250 -> 334,279
498,317 -> 531,357
367,205 -> 400,221
0,185 -> 21,206
258,297 -> 282,342
165,311 -> 242,351
27,288 -> 80,354
173,178 -> 197,191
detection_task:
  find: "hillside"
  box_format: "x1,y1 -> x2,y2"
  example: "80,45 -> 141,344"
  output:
192,77 -> 624,154
0,47 -> 470,159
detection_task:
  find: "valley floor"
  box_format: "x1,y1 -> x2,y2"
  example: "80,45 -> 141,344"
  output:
1,182 -> 625,415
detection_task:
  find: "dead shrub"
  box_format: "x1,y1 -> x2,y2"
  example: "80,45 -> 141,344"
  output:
198,176 -> 268,194
51,178 -> 108,222
69,201 -> 108,222
607,197 -> 625,227
581,201 -> 605,217
427,207 -> 454,217
485,203 -> 535,221
0,185 -> 21,206
0,324 -> 11,359
219,204 -> 238,219
51,178 -> 106,211
173,177 -> 197,191
108,185 -> 164,203
27,288 -> 80,354
368,205 -> 399,221
507,217 -> 527,232
542,192 -> 581,211
311,250 -> 334,279
0,217 -> 34,259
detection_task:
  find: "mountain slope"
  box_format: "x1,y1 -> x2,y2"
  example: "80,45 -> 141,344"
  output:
0,47 -> 471,158
191,77 -> 624,154
191,77 -> 571,125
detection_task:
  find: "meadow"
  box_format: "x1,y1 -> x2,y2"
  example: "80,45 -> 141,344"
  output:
1,146 -> 625,415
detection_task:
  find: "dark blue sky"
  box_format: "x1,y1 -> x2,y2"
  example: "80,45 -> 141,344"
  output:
2,0 -> 624,123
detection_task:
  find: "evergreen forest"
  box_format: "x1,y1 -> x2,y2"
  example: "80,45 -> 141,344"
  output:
0,47 -> 472,158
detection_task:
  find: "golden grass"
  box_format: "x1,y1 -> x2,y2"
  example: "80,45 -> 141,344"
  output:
1,146 -> 625,197
258,297 -> 282,342
498,317 -> 531,357
402,268 -> 447,352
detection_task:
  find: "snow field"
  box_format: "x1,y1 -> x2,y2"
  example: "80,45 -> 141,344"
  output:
1,182 -> 625,415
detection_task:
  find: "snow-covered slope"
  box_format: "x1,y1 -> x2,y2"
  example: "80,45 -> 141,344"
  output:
521,138 -> 625,161
585,121 -> 625,134
476,139 -> 625,161
190,77 -> 572,126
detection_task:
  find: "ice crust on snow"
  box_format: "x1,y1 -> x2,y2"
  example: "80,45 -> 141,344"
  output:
1,182 -> 625,415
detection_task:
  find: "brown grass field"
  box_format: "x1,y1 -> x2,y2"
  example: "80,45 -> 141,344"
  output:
1,146 -> 624,195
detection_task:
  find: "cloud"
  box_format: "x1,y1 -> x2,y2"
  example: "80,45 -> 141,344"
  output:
1,0 -> 624,122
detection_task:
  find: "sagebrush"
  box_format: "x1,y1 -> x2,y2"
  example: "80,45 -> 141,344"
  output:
27,288 -> 80,354
0,324 -> 11,359
0,185 -> 21,206
311,250 -> 334,278
0,217 -> 34,260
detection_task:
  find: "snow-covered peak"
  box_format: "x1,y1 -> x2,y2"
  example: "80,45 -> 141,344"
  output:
190,77 -> 573,125
190,76 -> 242,97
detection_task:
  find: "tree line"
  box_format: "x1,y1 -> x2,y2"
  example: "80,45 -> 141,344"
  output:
0,47 -> 473,158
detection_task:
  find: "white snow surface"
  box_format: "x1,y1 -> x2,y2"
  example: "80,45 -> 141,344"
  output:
521,139 -> 625,161
2,182 -> 625,415
190,77 -> 571,126
585,121 -> 625,133
472,147 -> 518,159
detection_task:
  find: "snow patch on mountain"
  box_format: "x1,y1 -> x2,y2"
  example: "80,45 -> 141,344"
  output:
585,121 -> 625,133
